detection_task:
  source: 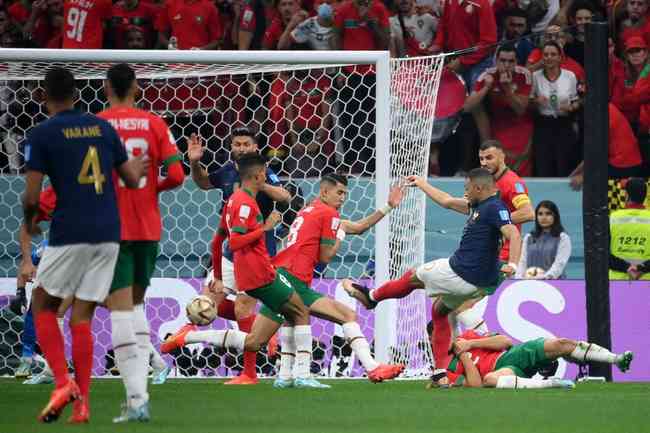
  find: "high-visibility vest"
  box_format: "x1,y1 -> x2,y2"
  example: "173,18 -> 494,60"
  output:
609,208 -> 650,280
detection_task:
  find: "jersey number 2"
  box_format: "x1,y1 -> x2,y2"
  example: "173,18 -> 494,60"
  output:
78,146 -> 105,194
66,7 -> 88,42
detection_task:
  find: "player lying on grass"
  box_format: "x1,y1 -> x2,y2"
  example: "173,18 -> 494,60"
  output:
343,168 -> 521,375
433,330 -> 634,389
162,154 -> 320,386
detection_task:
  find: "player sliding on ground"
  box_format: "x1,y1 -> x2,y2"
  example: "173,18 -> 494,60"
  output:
434,330 -> 634,389
99,64 -> 185,423
343,168 -> 522,376
162,154 -> 320,386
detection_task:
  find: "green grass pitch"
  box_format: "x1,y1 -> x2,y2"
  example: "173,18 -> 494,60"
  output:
1,378 -> 647,433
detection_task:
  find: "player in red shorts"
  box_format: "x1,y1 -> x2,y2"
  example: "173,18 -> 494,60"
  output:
98,63 -> 185,423
434,330 -> 633,389
62,0 -> 112,49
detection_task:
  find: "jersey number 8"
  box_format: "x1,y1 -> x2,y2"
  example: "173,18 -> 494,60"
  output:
119,138 -> 149,189
78,145 -> 105,194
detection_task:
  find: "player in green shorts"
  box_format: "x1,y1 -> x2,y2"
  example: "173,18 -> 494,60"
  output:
100,64 -> 185,423
436,330 -> 634,389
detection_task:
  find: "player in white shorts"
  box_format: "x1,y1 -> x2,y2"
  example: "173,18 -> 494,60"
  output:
343,168 -> 522,377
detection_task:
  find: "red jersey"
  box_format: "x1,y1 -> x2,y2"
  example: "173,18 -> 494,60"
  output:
272,200 -> 340,285
262,17 -> 284,49
495,168 -> 530,262
446,330 -> 504,384
609,103 -> 643,168
8,2 -> 53,47
433,0 -> 497,67
225,189 -> 276,291
97,107 -> 180,241
155,0 -> 223,50
333,0 -> 390,74
111,0 -> 160,48
62,0 -> 112,49
475,66 -> 534,176
36,186 -> 57,224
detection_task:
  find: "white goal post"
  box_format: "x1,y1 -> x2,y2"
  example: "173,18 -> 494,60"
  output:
0,49 -> 444,378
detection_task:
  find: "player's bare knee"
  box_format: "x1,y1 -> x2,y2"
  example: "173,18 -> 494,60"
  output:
483,373 -> 499,387
244,335 -> 263,352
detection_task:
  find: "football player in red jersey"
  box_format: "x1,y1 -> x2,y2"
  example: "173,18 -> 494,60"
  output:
434,331 -> 633,389
98,64 -> 185,423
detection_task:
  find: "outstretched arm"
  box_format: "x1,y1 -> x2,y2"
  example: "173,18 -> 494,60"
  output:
406,175 -> 469,214
454,335 -> 513,353
342,185 -> 405,235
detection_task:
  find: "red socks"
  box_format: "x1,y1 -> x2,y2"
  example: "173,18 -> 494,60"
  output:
237,315 -> 257,378
370,269 -> 417,302
217,299 -> 237,321
34,310 -> 69,388
70,322 -> 93,399
431,302 -> 452,370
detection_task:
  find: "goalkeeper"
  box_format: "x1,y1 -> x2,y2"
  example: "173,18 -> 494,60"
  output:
434,331 -> 634,389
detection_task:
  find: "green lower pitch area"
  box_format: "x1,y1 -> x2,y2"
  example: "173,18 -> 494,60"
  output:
1,379 -> 647,433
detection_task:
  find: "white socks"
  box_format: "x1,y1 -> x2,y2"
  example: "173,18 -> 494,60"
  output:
456,309 -> 488,334
292,325 -> 312,380
149,342 -> 167,371
132,304 -> 151,405
185,329 -> 246,352
343,322 -> 379,372
111,310 -> 146,407
570,341 -> 618,364
496,376 -> 556,389
278,326 -> 295,381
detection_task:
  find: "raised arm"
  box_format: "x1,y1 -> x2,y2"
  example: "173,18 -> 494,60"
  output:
406,175 -> 469,214
341,184 -> 404,235
187,133 -> 213,190
260,183 -> 291,204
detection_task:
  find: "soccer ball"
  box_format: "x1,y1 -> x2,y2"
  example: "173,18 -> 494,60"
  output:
186,295 -> 217,326
524,267 -> 546,279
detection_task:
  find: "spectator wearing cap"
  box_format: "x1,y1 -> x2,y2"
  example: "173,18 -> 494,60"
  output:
263,0 -> 308,49
563,0 -> 594,67
500,8 -> 534,66
618,0 -> 650,55
570,103 -> 645,190
610,37 -> 627,119
110,0 -> 159,49
464,44 -> 534,176
277,0 -> 335,51
389,0 -> 438,58
156,0 -> 223,50
609,178 -> 650,281
531,40 -> 581,177
613,36 -> 649,132
431,0 -> 497,88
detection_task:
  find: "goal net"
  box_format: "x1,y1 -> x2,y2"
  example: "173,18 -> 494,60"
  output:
0,49 -> 444,379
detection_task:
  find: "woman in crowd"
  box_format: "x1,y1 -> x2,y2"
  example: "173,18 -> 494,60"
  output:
516,200 -> 572,280
531,40 -> 581,177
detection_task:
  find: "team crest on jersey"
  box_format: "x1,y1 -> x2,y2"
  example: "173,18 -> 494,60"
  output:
239,205 -> 251,219
499,210 -> 511,222
515,182 -> 525,193
242,10 -> 253,24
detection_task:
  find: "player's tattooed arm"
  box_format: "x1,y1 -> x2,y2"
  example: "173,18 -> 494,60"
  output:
341,184 -> 405,234
22,170 -> 44,236
405,175 -> 469,214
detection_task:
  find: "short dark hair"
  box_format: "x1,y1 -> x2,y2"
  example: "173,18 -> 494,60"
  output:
503,7 -> 528,20
106,63 -> 136,100
570,0 -> 594,18
467,167 -> 494,185
479,139 -> 504,152
496,43 -> 517,58
44,67 -> 75,103
320,173 -> 348,187
237,152 -> 267,180
626,178 -> 647,204
542,40 -> 563,55
231,126 -> 257,143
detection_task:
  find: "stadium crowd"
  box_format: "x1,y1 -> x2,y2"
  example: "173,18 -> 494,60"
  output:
0,0 -> 648,178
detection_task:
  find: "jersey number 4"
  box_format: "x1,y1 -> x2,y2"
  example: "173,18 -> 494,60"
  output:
78,146 -> 105,194
66,7 -> 88,42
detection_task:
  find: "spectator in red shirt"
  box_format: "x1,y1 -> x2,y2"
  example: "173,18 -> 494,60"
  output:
610,37 -> 627,113
570,104 -> 646,189
237,0 -> 268,50
464,44 -> 534,176
332,0 -> 390,174
432,0 -> 497,88
110,0 -> 159,49
62,0 -> 112,48
263,0 -> 307,49
613,36 -> 649,131
618,0 -> 650,55
156,0 -> 223,50
45,9 -> 63,48
10,0 -> 55,47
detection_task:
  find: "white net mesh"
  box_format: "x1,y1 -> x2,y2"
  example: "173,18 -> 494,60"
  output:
0,51 -> 445,379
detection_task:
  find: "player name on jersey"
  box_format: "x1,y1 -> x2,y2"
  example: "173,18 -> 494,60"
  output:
67,0 -> 96,9
107,118 -> 150,131
62,125 -> 103,138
